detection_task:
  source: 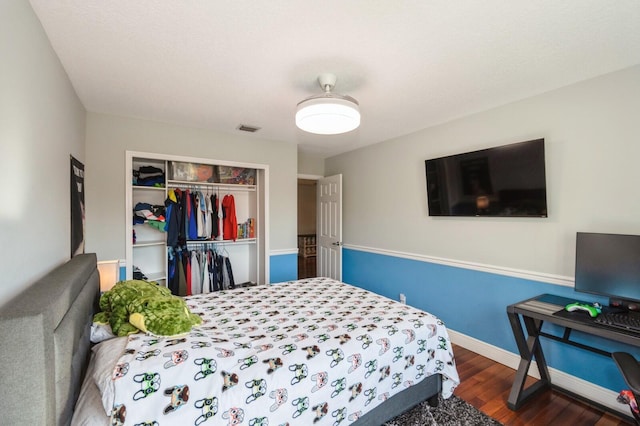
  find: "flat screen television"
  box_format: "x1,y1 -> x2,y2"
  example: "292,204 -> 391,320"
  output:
575,232 -> 640,307
425,138 -> 547,217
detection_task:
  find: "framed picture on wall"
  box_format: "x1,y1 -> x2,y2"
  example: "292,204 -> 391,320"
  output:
70,155 -> 85,257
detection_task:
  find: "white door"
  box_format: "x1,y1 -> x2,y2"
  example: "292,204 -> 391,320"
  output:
317,174 -> 342,280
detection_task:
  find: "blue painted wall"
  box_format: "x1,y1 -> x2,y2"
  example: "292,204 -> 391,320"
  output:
343,248 -> 640,393
270,253 -> 298,283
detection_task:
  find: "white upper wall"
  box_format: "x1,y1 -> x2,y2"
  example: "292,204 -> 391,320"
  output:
298,150 -> 325,177
84,112 -> 298,261
326,65 -> 640,279
0,0 -> 86,306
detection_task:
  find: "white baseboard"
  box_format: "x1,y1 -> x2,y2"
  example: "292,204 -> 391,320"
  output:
448,329 -> 629,417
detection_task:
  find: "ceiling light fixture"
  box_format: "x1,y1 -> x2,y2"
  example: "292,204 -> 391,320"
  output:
295,73 -> 360,135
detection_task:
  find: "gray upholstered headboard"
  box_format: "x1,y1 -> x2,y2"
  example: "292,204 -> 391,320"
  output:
0,253 -> 99,426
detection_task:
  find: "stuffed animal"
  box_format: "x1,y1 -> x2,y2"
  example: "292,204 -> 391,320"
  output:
94,280 -> 202,337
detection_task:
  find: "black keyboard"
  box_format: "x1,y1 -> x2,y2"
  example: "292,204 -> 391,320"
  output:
594,311 -> 640,333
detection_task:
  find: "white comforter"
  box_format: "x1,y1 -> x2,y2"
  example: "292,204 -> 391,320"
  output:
102,278 -> 459,425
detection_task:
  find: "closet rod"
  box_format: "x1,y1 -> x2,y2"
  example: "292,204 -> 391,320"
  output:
167,180 -> 256,192
184,239 -> 256,246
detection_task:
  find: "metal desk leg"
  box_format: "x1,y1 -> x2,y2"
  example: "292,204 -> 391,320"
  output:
507,310 -> 552,409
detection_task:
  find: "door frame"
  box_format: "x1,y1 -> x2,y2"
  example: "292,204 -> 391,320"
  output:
316,174 -> 343,281
298,173 -> 345,280
297,174 -> 323,279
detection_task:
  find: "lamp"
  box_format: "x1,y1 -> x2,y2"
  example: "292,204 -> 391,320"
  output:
295,73 -> 360,135
97,260 -> 119,292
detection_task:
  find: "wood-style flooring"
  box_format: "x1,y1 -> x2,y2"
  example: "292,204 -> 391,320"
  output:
453,344 -> 634,426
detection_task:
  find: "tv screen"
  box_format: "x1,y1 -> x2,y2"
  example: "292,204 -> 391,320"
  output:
575,232 -> 640,305
425,138 -> 547,217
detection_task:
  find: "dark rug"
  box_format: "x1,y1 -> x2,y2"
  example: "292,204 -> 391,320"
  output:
385,394 -> 503,426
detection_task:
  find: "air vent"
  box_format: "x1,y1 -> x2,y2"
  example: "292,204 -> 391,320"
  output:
237,124 -> 261,133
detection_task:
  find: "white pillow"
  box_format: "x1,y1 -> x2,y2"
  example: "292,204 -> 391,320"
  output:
91,336 -> 128,414
90,322 -> 116,343
71,358 -> 108,426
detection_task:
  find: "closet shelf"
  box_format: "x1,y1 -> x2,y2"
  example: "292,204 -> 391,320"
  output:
145,272 -> 166,282
133,241 -> 166,248
167,179 -> 256,192
133,185 -> 165,191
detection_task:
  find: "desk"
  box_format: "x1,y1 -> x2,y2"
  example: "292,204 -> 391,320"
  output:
507,294 -> 640,411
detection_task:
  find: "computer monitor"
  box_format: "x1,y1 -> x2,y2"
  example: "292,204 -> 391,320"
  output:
575,232 -> 640,308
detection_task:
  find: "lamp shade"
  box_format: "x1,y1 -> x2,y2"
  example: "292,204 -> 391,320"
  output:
97,260 -> 119,292
295,77 -> 360,135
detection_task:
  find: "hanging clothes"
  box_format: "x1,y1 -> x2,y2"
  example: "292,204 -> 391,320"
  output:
201,250 -> 210,294
210,250 -> 221,292
205,194 -> 213,239
224,256 -> 235,289
194,191 -> 203,238
190,250 -> 201,294
215,252 -> 226,289
167,247 -> 178,295
184,249 -> 192,296
167,244 -> 236,293
217,194 -> 224,240
188,190 -> 198,240
177,251 -> 187,297
209,250 -> 222,290
210,194 -> 219,239
165,189 -> 181,247
222,194 -> 237,241
173,189 -> 186,245
182,189 -> 190,240
196,191 -> 209,238
165,187 -> 238,295
181,189 -> 190,241
167,246 -> 188,297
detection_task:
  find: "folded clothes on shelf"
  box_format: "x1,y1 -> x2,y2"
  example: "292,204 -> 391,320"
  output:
133,165 -> 165,187
132,265 -> 148,280
133,202 -> 166,225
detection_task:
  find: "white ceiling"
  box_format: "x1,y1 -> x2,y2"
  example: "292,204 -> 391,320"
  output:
29,1 -> 640,158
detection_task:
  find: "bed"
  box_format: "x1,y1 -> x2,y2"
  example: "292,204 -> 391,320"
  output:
0,253 -> 100,426
0,254 -> 459,425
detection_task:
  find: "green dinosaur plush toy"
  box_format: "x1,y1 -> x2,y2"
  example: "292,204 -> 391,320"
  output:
94,280 -> 201,337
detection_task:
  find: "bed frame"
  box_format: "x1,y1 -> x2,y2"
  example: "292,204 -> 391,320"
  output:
0,253 -> 441,425
354,373 -> 441,425
0,253 -> 99,426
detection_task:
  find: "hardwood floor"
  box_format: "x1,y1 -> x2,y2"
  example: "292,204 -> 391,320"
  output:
452,344 -> 634,425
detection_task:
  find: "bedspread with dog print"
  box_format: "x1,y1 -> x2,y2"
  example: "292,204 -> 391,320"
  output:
105,277 -> 459,425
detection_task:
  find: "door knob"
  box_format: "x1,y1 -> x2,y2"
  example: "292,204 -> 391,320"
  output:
331,241 -> 343,246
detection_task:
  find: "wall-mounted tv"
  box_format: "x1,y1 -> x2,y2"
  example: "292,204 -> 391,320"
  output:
425,138 -> 547,217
